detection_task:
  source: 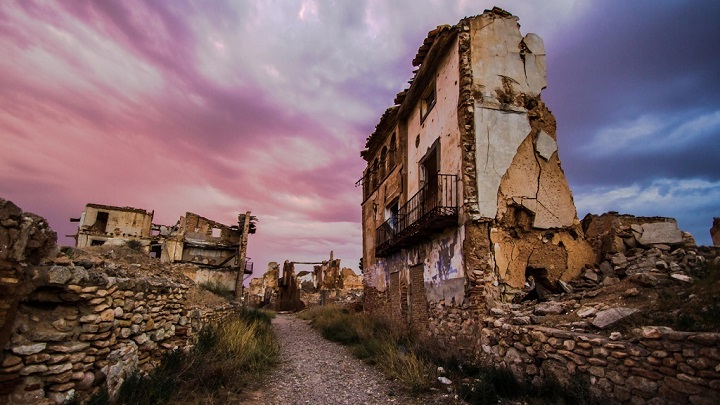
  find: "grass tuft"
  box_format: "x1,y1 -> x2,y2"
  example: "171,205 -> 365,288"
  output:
113,308 -> 279,404
302,306 -> 435,395
199,279 -> 235,300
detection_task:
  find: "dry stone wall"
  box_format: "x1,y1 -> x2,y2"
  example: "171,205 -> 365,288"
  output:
482,324 -> 719,404
0,199 -> 241,404
426,244 -> 720,404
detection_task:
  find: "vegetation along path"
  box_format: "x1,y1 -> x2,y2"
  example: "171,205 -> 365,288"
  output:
244,313 -> 451,405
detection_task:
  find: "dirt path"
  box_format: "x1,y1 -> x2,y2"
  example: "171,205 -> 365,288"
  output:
243,313 -> 453,405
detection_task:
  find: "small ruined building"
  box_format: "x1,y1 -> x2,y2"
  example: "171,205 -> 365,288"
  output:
72,204 -> 255,291
360,7 -> 594,322
247,253 -> 363,310
712,217 -> 720,247
71,204 -> 154,249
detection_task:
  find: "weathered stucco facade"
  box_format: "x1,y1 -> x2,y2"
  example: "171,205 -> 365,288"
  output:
73,204 -> 154,250
361,8 -> 594,323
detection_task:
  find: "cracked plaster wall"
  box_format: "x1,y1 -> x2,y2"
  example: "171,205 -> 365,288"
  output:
464,13 -> 594,300
406,36 -> 462,198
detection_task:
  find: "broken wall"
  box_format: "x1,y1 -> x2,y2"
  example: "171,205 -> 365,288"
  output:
713,218 -> 720,247
460,10 -> 594,304
163,212 -> 240,265
0,199 -> 58,355
582,213 -> 687,259
75,205 -> 153,249
276,261 -> 304,311
247,262 -> 279,307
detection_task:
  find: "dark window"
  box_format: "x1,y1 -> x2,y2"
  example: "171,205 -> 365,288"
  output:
92,211 -> 109,233
420,82 -> 436,123
389,133 -> 397,167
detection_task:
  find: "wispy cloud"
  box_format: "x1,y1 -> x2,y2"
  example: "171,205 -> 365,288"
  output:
0,0 -> 718,273
584,110 -> 720,157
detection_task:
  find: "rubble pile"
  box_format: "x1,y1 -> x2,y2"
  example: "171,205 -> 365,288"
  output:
495,245 -> 718,330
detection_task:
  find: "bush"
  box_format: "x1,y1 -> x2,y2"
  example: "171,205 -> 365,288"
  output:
302,306 -> 435,395
125,239 -> 143,252
199,280 -> 234,300
114,309 -> 279,404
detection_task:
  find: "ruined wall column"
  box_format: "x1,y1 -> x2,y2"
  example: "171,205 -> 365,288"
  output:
234,211 -> 251,299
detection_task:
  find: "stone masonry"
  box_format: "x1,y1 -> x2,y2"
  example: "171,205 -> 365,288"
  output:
0,199 -> 241,404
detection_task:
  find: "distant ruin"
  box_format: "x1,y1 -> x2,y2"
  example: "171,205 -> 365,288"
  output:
247,252 -> 363,310
72,203 -> 255,292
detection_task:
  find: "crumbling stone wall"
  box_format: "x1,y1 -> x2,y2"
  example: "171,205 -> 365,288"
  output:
427,243 -> 720,403
276,261 -> 304,312
711,218 -> 720,247
478,324 -> 720,403
1,199 -> 58,356
0,200 -> 241,404
458,9 -> 595,306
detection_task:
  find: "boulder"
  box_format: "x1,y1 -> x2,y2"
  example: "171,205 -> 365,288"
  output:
592,307 -> 638,329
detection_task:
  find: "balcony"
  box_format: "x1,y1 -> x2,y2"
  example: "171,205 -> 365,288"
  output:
375,174 -> 458,257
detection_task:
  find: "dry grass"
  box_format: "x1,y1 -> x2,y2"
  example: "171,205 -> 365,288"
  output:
301,306 -> 435,395
109,308 -> 279,405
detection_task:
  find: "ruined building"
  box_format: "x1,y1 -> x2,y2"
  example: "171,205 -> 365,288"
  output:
247,253 -> 363,310
360,9 -> 720,403
72,204 -> 154,249
0,198 -> 242,403
360,8 -> 595,323
72,204 -> 255,291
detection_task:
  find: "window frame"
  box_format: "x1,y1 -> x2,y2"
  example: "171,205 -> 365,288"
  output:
420,81 -> 436,124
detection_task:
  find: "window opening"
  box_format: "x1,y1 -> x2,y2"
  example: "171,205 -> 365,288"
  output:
385,200 -> 399,232
389,133 -> 397,167
93,211 -> 109,233
419,141 -> 440,213
380,146 -> 387,180
420,82 -> 436,123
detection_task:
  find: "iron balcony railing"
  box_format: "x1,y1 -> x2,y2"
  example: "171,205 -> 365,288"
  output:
375,174 -> 458,257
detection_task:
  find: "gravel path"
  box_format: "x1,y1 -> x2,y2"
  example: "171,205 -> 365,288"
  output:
243,314 -> 455,405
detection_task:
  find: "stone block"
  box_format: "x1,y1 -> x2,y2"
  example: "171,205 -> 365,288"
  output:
592,307 -> 638,329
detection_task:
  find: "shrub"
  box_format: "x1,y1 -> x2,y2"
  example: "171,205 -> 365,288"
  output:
125,239 -> 143,252
199,280 -> 234,300
114,309 -> 279,404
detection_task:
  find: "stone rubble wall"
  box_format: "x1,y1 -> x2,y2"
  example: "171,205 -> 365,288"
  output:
1,199 -> 58,354
482,323 -> 719,404
427,302 -> 720,404
0,263 -> 241,404
0,199 -> 241,404
425,245 -> 720,404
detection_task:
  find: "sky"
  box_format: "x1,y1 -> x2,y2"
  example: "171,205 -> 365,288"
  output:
1,0 -> 719,278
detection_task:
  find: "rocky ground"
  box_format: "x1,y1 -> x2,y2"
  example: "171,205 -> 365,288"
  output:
242,314 -> 457,405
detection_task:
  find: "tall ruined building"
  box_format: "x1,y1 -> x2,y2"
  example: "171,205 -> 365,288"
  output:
360,8 -> 595,324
